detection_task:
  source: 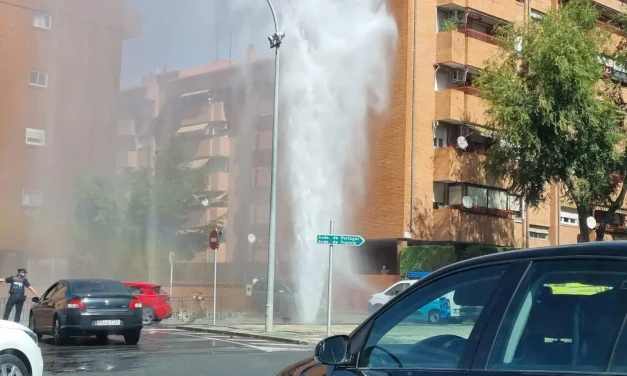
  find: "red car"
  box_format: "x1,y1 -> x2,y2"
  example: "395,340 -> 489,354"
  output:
123,282 -> 172,325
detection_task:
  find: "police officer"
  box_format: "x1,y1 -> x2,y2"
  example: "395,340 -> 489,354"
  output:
0,269 -> 39,322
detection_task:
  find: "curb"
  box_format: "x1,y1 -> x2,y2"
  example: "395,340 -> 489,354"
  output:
175,325 -> 316,345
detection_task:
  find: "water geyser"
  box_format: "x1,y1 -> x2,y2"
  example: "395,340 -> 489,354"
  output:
281,0 -> 398,323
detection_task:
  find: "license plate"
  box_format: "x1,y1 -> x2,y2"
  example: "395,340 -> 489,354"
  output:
452,309 -> 460,316
93,320 -> 121,326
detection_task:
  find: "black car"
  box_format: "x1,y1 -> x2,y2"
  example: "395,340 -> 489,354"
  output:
278,242 -> 627,375
29,279 -> 143,345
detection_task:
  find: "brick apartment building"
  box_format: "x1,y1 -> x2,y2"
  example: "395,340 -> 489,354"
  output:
117,50 -> 286,285
119,0 -> 627,283
0,0 -> 138,287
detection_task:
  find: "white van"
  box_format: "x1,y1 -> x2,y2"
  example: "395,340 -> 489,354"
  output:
368,280 -> 462,321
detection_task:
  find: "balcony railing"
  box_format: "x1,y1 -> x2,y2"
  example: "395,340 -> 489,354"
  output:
452,85 -> 481,96
457,28 -> 496,45
596,20 -> 625,36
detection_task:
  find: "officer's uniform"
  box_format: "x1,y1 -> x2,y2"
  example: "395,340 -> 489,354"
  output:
3,274 -> 31,322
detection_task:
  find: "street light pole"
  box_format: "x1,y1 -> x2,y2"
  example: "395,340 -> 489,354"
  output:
264,0 -> 284,333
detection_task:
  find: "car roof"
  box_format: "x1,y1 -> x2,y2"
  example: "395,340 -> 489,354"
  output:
65,279 -> 124,284
123,281 -> 159,287
421,241 -> 627,282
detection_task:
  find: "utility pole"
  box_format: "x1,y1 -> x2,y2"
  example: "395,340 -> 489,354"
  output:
264,0 -> 285,333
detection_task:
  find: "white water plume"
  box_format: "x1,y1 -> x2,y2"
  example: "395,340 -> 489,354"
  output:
281,0 -> 397,323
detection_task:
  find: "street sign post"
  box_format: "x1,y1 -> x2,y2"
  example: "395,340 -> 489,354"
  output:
317,227 -> 365,337
168,252 -> 175,298
209,229 -> 220,326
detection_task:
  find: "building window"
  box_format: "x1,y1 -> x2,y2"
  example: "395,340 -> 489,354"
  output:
437,182 -> 521,217
449,185 -> 462,205
434,126 -> 447,148
208,156 -> 228,172
22,190 -> 42,207
25,128 -> 45,146
33,12 -> 52,29
29,70 -> 48,87
529,225 -> 549,240
468,186 -> 488,207
433,182 -> 447,206
531,10 -> 544,21
560,207 -> 579,225
488,190 -> 508,210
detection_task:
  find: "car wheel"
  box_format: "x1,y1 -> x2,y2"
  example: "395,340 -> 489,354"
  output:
123,329 -> 141,345
28,313 -> 42,341
428,310 -> 440,324
0,354 -> 29,376
142,307 -> 156,326
53,316 -> 68,346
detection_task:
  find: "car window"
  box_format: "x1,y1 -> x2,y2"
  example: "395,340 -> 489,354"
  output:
127,286 -> 143,295
385,283 -> 407,296
70,280 -> 131,295
50,281 -> 67,301
41,283 -> 58,301
487,260 -> 627,373
153,286 -> 165,294
358,265 -> 508,370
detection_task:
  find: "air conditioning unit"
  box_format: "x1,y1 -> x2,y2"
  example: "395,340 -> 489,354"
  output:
452,69 -> 467,83
451,10 -> 465,24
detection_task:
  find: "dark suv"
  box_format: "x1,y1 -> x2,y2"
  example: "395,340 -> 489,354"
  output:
278,242 -> 627,375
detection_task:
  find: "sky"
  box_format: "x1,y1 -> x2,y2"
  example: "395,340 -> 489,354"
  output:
120,0 -> 275,87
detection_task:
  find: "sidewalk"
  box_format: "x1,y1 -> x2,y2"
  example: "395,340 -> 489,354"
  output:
175,323 -> 357,345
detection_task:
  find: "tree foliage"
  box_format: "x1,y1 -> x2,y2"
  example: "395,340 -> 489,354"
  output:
475,1 -> 627,242
74,137 -> 225,278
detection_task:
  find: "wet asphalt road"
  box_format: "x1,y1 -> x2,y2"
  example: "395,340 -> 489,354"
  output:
40,327 -> 313,376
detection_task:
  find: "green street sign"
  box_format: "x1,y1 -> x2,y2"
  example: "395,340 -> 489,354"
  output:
316,234 -> 365,246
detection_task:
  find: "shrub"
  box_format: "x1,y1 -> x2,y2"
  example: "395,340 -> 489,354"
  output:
400,245 -> 456,275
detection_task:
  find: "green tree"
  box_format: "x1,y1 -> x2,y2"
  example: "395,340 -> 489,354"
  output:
475,1 -> 626,242
74,137 -> 225,278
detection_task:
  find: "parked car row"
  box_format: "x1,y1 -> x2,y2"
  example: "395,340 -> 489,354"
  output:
23,278 -> 173,347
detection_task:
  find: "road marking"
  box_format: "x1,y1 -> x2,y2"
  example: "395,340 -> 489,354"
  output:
163,330 -> 311,352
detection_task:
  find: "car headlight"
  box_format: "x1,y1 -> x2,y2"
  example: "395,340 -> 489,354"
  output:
23,329 -> 38,344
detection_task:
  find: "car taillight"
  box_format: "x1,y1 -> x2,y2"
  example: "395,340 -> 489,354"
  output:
67,298 -> 85,310
130,298 -> 143,309
446,300 -> 451,309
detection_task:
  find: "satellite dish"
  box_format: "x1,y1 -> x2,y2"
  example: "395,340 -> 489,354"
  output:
462,196 -> 474,209
457,136 -> 468,150
201,198 -> 209,207
248,233 -> 256,244
586,216 -> 597,230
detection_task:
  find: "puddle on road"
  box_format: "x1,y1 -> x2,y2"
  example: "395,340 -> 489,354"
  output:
40,332 -> 246,373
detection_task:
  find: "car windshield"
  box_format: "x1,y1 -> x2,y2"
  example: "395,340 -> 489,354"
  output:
70,280 -> 131,295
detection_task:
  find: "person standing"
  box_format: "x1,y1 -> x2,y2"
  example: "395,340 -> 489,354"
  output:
0,269 -> 38,322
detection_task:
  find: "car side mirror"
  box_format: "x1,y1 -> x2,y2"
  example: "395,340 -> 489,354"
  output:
314,335 -> 350,365
32,297 -> 40,303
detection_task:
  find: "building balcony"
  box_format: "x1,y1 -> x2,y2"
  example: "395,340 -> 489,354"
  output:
435,87 -> 487,126
595,0 -> 627,13
436,29 -> 498,69
433,146 -> 505,188
179,101 -> 227,127
432,208 -> 517,246
188,136 -> 229,159
207,171 -> 228,192
437,0 -> 524,22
